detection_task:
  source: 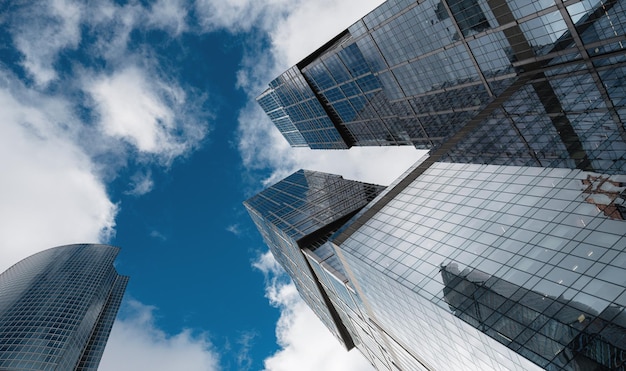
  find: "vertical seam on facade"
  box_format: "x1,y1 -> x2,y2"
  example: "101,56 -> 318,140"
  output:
555,0 -> 626,143
330,242 -> 433,371
439,0 -> 495,97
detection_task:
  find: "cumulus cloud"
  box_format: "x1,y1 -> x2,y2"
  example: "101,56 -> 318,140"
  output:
194,0 -> 284,32
6,0 -> 194,88
85,66 -> 208,164
125,170 -> 155,196
266,0 -> 385,66
253,252 -> 374,371
0,75 -> 117,272
10,0 -> 83,86
195,0 -> 381,45
5,0 -> 210,166
100,299 -> 220,371
265,295 -> 374,371
85,66 -> 176,152
253,250 -> 284,278
147,0 -> 189,35
85,0 -> 189,61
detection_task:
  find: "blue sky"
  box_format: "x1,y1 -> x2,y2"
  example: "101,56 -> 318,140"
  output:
0,0 -> 422,369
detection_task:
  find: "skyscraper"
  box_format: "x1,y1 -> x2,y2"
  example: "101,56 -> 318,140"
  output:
247,163 -> 626,370
249,1 -> 626,369
0,244 -> 129,371
244,170 -> 385,348
257,0 -> 626,176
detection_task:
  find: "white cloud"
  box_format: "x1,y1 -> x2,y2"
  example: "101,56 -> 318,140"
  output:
268,0 -> 385,66
270,146 -> 423,187
253,252 -> 374,371
148,0 -> 189,35
5,0 -> 212,170
253,250 -> 284,278
86,67 -> 175,152
100,299 -> 220,371
195,0 -> 382,44
265,297 -> 374,371
226,224 -> 242,236
87,2 -> 145,62
234,331 -> 258,371
11,0 -> 83,86
86,0 -> 189,61
125,170 -> 155,196
85,66 -> 208,164
8,0 -> 192,88
0,76 -> 117,273
195,0 -> 286,32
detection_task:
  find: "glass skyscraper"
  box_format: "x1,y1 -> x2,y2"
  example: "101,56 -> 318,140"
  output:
332,160 -> 626,370
244,170 -> 385,348
257,0 -> 626,176
0,244 -> 129,371
250,0 -> 626,369
247,165 -> 626,370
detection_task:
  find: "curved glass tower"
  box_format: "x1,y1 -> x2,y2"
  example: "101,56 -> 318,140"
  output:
0,243 -> 129,371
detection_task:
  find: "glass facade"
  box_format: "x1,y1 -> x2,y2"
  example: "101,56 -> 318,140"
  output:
0,244 -> 129,371
248,162 -> 626,370
258,0 -> 626,176
250,0 -> 626,369
336,162 -> 626,370
243,170 -> 385,349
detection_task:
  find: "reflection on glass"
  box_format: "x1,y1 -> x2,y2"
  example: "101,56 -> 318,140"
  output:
442,263 -> 626,370
581,174 -> 626,220
436,0 -> 491,38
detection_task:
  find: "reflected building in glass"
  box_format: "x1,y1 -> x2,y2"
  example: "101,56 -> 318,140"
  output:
441,263 -> 626,370
0,244 -> 129,371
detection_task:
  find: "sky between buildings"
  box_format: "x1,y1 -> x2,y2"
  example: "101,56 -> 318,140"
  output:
0,0 -> 423,370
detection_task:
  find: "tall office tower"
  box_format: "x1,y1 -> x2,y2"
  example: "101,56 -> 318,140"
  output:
247,164 -> 626,371
244,170 -> 385,348
252,0 -> 626,369
0,244 -> 129,371
257,0 -> 626,176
